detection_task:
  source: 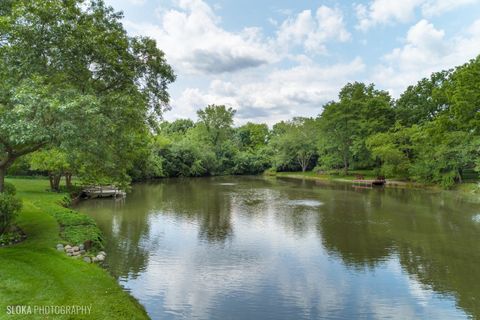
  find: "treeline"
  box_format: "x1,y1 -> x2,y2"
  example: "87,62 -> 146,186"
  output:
6,53 -> 480,189
130,55 -> 480,188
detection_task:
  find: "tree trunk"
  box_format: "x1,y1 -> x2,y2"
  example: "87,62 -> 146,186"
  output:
343,157 -> 348,175
65,173 -> 72,189
48,173 -> 62,191
0,166 -> 6,193
53,174 -> 61,191
49,174 -> 55,191
0,141 -> 45,193
298,156 -> 309,173
457,169 -> 463,184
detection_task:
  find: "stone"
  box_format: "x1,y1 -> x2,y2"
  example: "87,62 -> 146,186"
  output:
79,244 -> 85,250
72,251 -> 81,256
98,251 -> 107,257
67,252 -> 73,256
66,248 -> 74,254
79,250 -> 86,255
95,254 -> 105,262
72,246 -> 80,252
65,245 -> 72,250
83,256 -> 92,263
56,244 -> 64,251
92,257 -> 98,262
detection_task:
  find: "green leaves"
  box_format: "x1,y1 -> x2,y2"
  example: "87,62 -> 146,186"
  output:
317,82 -> 394,173
197,105 -> 236,147
0,0 -> 175,189
270,118 -> 318,172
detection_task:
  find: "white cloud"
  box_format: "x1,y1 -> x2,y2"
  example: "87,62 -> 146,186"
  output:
355,0 -> 479,31
372,19 -> 480,95
124,1 -> 351,74
422,0 -> 479,17
168,58 -> 366,124
117,0 -> 357,123
276,6 -> 350,54
355,0 -> 422,31
124,0 -> 275,75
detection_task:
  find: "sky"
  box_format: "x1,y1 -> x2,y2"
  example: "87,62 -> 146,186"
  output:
105,0 -> 480,125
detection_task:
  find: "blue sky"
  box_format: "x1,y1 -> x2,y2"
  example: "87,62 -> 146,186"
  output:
105,0 -> 480,124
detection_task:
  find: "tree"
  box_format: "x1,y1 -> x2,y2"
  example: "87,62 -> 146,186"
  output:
443,55 -> 480,132
197,105 -> 236,147
395,71 -> 450,126
0,0 -> 175,192
235,122 -> 269,151
317,82 -> 394,174
160,119 -> 195,136
271,118 -> 318,172
366,124 -> 416,179
391,55 -> 480,187
30,149 -> 71,191
409,129 -> 478,188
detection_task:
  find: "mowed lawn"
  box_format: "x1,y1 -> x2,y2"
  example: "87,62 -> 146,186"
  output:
0,179 -> 148,320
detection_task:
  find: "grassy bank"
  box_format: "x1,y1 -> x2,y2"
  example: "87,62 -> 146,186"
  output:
272,170 -> 384,183
271,170 -> 479,194
0,179 -> 149,319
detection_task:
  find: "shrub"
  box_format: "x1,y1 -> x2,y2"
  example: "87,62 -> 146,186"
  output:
440,171 -> 457,189
312,165 -> 325,174
3,182 -> 17,196
263,168 -> 277,176
233,151 -> 271,175
0,193 -> 22,234
61,225 -> 104,250
0,231 -> 23,246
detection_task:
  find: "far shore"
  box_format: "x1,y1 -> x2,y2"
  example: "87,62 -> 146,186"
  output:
269,171 -> 479,195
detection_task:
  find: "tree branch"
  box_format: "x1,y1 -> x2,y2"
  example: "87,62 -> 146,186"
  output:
12,141 -> 47,158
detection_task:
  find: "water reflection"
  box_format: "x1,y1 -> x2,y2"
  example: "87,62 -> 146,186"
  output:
76,176 -> 479,319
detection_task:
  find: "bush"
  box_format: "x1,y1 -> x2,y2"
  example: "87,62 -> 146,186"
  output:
440,171 -> 457,189
233,151 -> 271,175
313,165 -> 325,174
0,231 -> 23,246
263,168 -> 277,176
61,225 -> 104,250
0,193 -> 22,234
3,182 -> 17,196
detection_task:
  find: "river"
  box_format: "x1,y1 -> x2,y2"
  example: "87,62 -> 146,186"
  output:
75,176 -> 480,319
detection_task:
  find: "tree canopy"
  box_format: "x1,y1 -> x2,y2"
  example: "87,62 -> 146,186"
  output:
2,0 -> 479,192
0,0 -> 175,191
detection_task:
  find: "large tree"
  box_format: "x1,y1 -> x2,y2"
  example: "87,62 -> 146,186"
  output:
235,122 -> 269,151
196,105 -> 236,147
271,118 -> 318,172
394,71 -> 450,126
317,82 -> 394,174
0,0 -> 175,192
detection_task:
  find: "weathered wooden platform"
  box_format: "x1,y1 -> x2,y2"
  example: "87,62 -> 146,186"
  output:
82,186 -> 126,199
352,179 -> 386,187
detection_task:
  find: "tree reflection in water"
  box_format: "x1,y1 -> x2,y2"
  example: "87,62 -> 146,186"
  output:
76,176 -> 480,318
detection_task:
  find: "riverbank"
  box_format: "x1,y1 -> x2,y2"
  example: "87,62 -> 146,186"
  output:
0,178 -> 149,319
271,170 -> 479,194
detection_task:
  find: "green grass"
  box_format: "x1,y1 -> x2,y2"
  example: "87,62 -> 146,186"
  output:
454,182 -> 480,194
273,169 -> 379,181
0,179 -> 149,320
272,170 -> 480,192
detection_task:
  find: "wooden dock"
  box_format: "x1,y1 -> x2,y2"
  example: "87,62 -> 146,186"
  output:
82,186 -> 126,199
352,179 -> 386,187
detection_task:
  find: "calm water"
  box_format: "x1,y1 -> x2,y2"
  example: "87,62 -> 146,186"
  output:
75,176 -> 480,319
